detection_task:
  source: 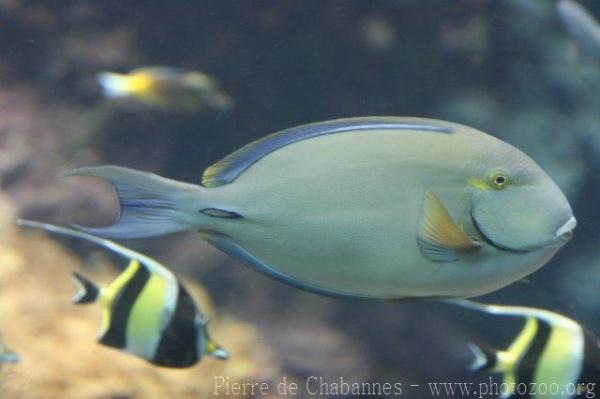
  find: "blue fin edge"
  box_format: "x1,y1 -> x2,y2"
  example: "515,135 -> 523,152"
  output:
202,117 -> 454,187
202,231 -> 377,300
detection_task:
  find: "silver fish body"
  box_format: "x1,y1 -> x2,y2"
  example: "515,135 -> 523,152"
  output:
68,117 -> 576,300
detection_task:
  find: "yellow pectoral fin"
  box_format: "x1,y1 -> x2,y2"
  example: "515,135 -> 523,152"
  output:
417,191 -> 480,262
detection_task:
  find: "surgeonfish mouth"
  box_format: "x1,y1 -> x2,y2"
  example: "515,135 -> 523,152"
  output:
470,214 -> 531,254
554,216 -> 577,242
471,214 -> 577,253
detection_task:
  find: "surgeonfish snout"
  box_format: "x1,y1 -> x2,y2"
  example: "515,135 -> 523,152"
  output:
469,142 -> 576,253
554,216 -> 577,243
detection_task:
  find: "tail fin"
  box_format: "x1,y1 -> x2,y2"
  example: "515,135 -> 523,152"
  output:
467,342 -> 498,372
97,72 -> 133,98
63,165 -> 204,239
71,272 -> 100,304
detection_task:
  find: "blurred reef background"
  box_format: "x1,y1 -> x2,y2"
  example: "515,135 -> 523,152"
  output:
0,1 -> 598,398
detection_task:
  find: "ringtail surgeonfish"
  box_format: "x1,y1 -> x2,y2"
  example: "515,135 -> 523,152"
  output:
97,66 -> 234,111
451,299 -> 599,399
557,0 -> 600,63
0,335 -> 18,367
17,219 -> 229,368
65,117 -> 576,300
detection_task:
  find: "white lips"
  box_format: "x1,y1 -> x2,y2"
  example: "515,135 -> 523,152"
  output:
555,216 -> 577,239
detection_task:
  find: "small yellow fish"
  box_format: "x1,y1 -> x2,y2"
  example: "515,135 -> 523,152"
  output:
17,220 -> 228,368
98,66 -> 234,111
451,300 -> 599,399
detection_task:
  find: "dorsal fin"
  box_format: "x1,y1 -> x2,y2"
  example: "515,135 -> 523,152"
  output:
201,117 -> 454,188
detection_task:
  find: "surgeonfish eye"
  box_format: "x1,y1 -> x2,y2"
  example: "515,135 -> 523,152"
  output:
490,171 -> 510,190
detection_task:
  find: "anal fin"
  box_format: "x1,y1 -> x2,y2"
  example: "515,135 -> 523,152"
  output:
200,231 -> 374,300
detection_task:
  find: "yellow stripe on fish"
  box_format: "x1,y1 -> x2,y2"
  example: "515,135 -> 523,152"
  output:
17,220 -> 229,368
451,300 -> 599,399
126,270 -> 171,360
98,259 -> 141,339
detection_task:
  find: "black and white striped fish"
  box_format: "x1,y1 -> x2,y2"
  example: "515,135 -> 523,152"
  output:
451,300 -> 599,399
17,220 -> 228,368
